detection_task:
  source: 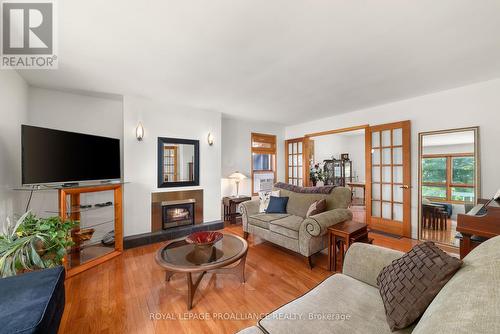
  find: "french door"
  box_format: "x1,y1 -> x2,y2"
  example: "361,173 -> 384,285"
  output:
285,137 -> 311,186
366,121 -> 411,237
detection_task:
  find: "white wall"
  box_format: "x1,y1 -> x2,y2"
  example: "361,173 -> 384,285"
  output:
221,117 -> 285,197
27,88 -> 123,142
25,87 -> 124,216
123,96 -> 222,236
312,132 -> 365,182
286,78 -> 500,238
5,86 -> 221,238
423,143 -> 475,155
0,71 -> 28,224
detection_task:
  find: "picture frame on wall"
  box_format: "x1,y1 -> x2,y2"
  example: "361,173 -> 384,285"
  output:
341,153 -> 349,160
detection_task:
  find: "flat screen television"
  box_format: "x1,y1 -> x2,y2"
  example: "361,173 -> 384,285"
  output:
22,125 -> 121,185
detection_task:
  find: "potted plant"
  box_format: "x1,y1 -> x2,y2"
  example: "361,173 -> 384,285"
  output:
0,212 -> 76,278
310,163 -> 325,186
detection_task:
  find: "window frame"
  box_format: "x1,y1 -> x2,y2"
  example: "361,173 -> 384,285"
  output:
421,153 -> 474,203
251,133 -> 277,195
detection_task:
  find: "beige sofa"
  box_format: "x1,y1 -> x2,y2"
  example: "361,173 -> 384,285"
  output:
240,186 -> 352,267
237,235 -> 500,334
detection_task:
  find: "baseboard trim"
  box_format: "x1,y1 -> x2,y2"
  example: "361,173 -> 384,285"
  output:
123,220 -> 224,249
369,229 -> 402,239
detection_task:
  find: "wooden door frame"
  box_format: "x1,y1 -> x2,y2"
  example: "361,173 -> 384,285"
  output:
304,124 -> 369,138
302,124 -> 369,187
365,120 -> 411,238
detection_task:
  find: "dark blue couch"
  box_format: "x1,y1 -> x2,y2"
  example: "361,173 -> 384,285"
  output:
0,267 -> 65,334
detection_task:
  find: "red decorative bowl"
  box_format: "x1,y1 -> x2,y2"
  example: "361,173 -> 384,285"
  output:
186,231 -> 223,247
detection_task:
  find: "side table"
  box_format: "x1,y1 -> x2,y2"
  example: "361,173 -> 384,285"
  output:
328,221 -> 373,272
222,196 -> 251,224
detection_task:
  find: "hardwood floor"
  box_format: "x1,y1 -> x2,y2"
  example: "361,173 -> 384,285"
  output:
421,218 -> 460,247
59,225 -> 416,334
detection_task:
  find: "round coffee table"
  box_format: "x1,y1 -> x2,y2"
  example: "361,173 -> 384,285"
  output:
155,232 -> 248,310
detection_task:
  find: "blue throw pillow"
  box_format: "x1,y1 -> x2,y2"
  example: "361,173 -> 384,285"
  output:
266,196 -> 289,214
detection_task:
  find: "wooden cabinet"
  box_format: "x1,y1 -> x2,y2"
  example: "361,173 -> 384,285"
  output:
323,158 -> 352,187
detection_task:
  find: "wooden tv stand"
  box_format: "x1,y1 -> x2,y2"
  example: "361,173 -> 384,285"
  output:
59,184 -> 123,278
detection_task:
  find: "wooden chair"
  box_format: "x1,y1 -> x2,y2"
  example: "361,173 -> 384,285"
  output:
422,203 -> 448,230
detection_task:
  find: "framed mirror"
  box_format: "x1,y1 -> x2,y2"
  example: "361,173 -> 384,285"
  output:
418,127 -> 480,248
158,137 -> 199,188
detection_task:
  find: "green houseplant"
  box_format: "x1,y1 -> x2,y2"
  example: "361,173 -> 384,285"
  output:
0,212 -> 76,278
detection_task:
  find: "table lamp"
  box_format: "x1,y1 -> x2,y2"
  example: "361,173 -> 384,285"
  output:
229,171 -> 247,197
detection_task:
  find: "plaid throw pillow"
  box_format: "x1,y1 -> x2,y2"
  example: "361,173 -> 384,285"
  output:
377,241 -> 462,331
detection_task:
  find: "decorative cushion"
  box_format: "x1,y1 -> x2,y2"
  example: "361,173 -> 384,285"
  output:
376,241 -> 462,331
266,196 -> 289,214
306,199 -> 327,217
248,213 -> 290,230
258,190 -> 280,213
269,215 -> 304,239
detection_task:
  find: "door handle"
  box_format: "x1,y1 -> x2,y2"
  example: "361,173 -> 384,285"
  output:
400,185 -> 410,189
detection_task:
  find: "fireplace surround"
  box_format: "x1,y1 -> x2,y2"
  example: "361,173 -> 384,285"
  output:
124,189 -> 223,249
151,190 -> 203,232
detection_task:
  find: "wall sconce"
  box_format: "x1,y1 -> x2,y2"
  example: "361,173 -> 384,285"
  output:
207,132 -> 214,146
136,122 -> 144,141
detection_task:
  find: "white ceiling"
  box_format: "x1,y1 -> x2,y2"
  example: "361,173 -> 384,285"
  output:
19,0 -> 500,125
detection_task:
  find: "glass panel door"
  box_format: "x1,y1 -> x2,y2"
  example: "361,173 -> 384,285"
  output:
366,121 -> 411,237
285,137 -> 308,186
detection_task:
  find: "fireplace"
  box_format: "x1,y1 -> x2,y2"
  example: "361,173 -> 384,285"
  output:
162,200 -> 195,229
151,190 -> 203,233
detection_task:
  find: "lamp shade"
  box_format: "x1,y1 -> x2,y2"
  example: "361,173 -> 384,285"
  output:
229,172 -> 247,180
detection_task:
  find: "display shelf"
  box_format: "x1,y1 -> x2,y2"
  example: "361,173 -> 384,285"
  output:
66,244 -> 116,269
79,218 -> 115,229
12,181 -> 128,192
46,204 -> 115,215
58,183 -> 123,278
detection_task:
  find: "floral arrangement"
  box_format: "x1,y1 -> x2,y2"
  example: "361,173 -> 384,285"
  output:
309,162 -> 325,186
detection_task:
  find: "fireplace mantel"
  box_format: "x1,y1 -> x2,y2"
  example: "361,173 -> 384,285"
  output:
151,190 -> 203,232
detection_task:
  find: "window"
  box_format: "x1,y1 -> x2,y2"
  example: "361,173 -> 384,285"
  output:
252,154 -> 272,171
251,133 -> 277,195
421,154 -> 475,203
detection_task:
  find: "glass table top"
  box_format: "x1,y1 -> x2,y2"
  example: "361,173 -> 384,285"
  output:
158,233 -> 245,268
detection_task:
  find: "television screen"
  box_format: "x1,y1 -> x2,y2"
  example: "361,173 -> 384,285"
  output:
22,125 -> 121,185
